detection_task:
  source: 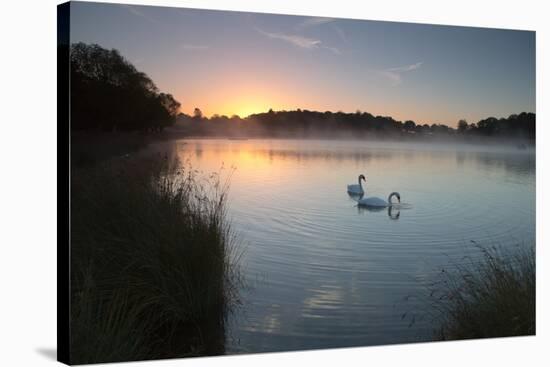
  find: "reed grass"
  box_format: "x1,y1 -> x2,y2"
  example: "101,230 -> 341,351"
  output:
429,242 -> 535,340
70,153 -> 241,364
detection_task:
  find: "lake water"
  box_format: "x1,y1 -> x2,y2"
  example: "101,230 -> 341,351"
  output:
163,138 -> 535,353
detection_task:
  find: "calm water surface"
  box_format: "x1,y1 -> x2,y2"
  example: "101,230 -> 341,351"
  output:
160,139 -> 535,353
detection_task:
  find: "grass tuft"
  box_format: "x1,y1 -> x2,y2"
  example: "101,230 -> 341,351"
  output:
70,153 -> 241,364
429,243 -> 535,340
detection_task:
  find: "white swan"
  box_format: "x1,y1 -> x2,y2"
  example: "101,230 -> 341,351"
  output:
358,192 -> 401,208
347,174 -> 366,195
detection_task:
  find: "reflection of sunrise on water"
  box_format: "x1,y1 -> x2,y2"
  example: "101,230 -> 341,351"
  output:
162,138 -> 536,352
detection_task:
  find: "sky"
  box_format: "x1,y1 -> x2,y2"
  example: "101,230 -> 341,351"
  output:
70,1 -> 535,126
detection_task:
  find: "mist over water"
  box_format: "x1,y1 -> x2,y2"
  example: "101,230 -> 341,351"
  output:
154,138 -> 535,352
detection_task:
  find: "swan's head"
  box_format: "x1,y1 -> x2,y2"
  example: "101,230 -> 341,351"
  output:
359,174 -> 366,182
388,192 -> 401,204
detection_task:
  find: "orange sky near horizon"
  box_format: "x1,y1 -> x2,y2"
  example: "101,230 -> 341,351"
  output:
169,71 -> 456,124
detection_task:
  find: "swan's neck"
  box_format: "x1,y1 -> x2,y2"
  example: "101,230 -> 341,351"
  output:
358,177 -> 364,189
388,192 -> 399,205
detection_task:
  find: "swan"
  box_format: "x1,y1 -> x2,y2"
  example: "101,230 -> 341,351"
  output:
358,192 -> 401,208
347,174 -> 366,195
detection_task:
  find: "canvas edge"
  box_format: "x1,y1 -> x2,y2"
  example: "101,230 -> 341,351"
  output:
57,1 -> 71,365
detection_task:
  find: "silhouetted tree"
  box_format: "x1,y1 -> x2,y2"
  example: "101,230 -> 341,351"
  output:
193,108 -> 203,120
403,120 -> 416,132
457,119 -> 468,133
70,43 -> 180,132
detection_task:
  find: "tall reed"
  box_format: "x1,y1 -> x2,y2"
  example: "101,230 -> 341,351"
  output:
429,243 -> 535,340
70,154 -> 241,364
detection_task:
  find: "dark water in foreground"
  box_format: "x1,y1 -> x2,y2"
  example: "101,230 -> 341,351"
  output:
159,139 -> 535,353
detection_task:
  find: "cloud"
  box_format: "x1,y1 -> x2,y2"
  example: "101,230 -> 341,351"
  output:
332,24 -> 349,45
120,4 -> 158,24
256,28 -> 340,54
181,44 -> 209,50
322,46 -> 341,55
296,18 -> 349,51
379,62 -> 423,85
379,71 -> 402,84
256,28 -> 320,49
387,62 -> 423,73
297,17 -> 336,29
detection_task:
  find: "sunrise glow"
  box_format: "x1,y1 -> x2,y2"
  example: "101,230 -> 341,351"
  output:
71,3 -> 535,126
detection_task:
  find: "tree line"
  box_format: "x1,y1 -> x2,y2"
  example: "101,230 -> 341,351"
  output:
176,108 -> 535,141
457,113 -> 535,139
71,43 -> 180,132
